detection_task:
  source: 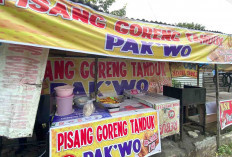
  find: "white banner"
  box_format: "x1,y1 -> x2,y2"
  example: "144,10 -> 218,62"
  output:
0,43 -> 49,138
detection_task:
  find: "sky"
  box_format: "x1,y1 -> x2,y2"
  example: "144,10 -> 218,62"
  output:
110,0 -> 232,34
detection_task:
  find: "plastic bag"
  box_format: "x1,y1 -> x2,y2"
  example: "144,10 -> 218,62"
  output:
83,100 -> 95,117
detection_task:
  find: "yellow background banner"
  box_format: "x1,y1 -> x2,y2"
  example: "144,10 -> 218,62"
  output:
50,111 -> 161,157
171,63 -> 197,78
0,0 -> 232,63
42,57 -> 172,96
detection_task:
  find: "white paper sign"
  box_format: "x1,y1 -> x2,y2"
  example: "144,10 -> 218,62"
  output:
0,43 -> 49,138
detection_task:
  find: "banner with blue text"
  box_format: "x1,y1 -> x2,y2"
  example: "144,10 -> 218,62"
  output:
42,58 -> 172,96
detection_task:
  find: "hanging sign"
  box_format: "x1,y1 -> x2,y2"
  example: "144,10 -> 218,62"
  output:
0,43 -> 49,138
171,63 -> 197,78
50,110 -> 161,157
0,0 -> 232,63
42,58 -> 172,96
220,99 -> 232,130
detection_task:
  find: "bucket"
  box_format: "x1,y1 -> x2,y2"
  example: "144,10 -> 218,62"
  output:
56,94 -> 74,116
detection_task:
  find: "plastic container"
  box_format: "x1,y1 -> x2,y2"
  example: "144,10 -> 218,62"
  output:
56,94 -> 74,116
76,103 -> 85,109
73,96 -> 89,108
108,107 -> 120,112
54,85 -> 74,97
74,95 -> 89,104
102,102 -> 121,108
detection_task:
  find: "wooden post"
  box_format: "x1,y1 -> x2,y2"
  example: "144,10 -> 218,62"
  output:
0,136 -> 2,157
215,64 -> 221,150
94,57 -> 98,100
170,62 -> 174,87
197,64 -> 200,86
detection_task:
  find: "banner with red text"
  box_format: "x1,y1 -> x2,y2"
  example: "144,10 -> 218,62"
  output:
50,110 -> 161,157
0,1 -> 232,63
220,99 -> 232,130
0,43 -> 49,138
170,63 -> 197,78
155,100 -> 180,138
42,57 -> 172,96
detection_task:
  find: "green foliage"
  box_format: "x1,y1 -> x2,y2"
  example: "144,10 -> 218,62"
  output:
176,22 -> 206,31
110,5 -> 126,17
84,0 -> 126,17
172,79 -> 181,88
217,143 -> 232,156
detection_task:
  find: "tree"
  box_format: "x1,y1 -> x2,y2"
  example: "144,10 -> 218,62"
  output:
83,0 -> 126,17
176,22 -> 206,31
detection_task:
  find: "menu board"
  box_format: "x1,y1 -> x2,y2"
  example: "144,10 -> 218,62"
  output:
0,43 -> 49,138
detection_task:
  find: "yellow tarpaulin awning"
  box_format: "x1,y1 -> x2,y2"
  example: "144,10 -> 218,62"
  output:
0,0 -> 231,64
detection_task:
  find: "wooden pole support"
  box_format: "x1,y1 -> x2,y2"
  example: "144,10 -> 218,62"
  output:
215,64 -> 221,150
94,57 -> 98,100
197,64 -> 200,86
0,136 -> 2,157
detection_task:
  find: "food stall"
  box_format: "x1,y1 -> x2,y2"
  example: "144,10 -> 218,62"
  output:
45,57 -> 169,156
0,0 -> 232,156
